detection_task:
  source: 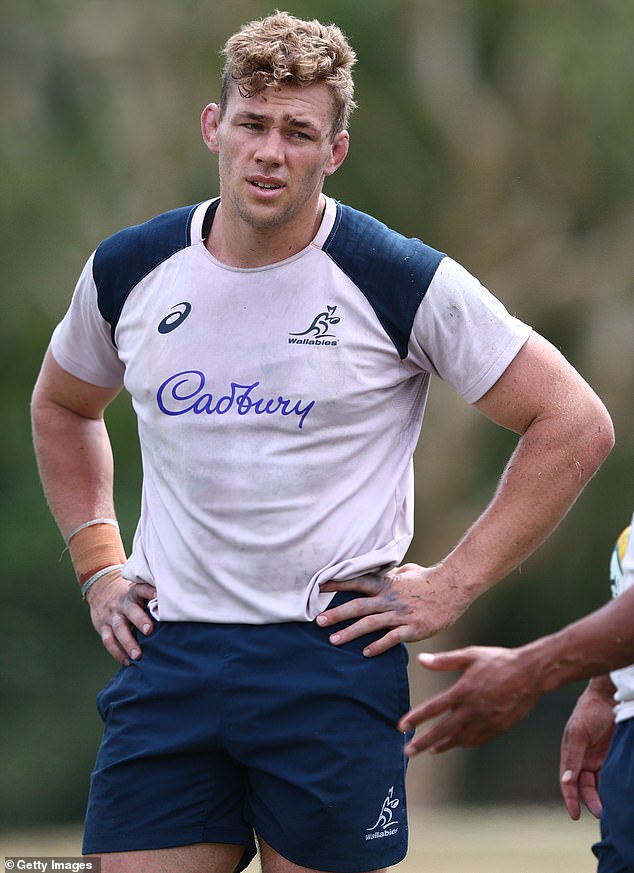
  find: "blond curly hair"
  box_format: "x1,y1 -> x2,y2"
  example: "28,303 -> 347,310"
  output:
220,11 -> 357,135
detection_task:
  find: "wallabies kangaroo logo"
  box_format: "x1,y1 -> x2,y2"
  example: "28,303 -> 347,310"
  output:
367,787 -> 400,832
291,305 -> 341,339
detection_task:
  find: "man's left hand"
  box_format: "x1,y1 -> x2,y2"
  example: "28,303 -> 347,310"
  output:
316,563 -> 470,656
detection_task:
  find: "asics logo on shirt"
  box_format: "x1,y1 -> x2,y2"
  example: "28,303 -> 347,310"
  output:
289,305 -> 340,346
158,302 -> 192,334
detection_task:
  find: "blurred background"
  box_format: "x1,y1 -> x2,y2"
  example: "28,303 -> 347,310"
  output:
1,0 -> 633,833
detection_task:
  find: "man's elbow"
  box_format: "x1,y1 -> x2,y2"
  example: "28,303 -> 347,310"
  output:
579,398 -> 615,476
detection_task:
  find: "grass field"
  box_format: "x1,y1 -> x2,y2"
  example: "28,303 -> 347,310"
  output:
0,806 -> 601,872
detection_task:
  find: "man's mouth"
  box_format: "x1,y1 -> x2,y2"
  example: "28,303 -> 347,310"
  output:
250,180 -> 283,190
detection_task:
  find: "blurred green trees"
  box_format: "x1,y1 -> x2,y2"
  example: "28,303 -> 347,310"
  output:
1,0 -> 632,826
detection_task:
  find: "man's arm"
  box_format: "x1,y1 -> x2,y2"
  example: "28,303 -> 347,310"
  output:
31,349 -> 156,664
317,332 -> 615,655
397,583 -> 634,754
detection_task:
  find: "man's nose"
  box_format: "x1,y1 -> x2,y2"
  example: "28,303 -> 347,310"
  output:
254,129 -> 285,165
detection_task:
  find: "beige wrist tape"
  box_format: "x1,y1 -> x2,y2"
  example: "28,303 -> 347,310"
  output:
67,523 -> 127,588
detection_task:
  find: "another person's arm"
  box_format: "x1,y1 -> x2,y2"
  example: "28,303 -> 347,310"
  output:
318,332 -> 614,654
396,583 -> 634,754
31,349 -> 156,664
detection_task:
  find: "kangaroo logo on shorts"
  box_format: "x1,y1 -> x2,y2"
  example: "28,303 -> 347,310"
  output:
365,786 -> 400,841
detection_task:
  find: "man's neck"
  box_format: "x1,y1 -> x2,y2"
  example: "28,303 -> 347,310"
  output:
205,197 -> 326,268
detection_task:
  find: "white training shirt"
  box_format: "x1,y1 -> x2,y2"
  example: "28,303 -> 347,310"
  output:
610,513 -> 634,722
51,196 -> 531,623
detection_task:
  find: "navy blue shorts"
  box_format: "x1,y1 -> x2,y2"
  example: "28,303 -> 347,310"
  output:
83,595 -> 411,872
593,719 -> 634,873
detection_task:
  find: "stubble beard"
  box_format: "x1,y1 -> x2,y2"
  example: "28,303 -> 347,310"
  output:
234,196 -> 295,231
226,166 -> 325,235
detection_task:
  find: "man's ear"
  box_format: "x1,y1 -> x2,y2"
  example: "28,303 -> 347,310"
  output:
324,130 -> 350,177
201,103 -> 221,153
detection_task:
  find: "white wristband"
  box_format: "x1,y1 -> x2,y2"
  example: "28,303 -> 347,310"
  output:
65,518 -> 119,546
80,564 -> 125,599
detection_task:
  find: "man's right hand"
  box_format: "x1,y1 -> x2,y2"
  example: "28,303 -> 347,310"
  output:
85,572 -> 157,665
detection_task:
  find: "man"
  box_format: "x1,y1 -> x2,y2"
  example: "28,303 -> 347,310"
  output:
31,10 -> 614,873
399,520 -> 633,872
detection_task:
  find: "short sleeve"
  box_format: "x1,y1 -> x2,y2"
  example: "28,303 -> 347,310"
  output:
50,253 -> 125,388
409,257 -> 532,403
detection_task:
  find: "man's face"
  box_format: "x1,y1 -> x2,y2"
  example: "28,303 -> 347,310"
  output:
202,82 -> 349,233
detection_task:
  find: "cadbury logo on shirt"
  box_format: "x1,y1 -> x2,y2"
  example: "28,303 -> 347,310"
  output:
156,370 -> 315,430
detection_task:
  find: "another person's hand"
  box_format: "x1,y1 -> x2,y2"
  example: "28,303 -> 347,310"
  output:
85,571 -> 157,665
559,678 -> 615,820
397,646 -> 542,753
316,564 -> 472,656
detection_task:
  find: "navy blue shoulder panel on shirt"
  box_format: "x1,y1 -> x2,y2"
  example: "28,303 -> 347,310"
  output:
323,203 -> 445,359
92,203 -> 200,343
